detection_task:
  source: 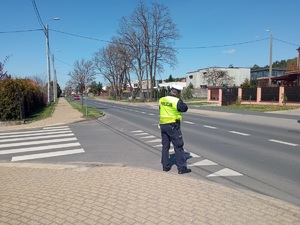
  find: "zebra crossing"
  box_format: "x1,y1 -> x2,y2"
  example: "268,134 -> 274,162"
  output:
0,125 -> 84,162
131,129 -> 243,177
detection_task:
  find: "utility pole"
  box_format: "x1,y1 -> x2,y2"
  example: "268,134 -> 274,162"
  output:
52,54 -> 57,102
45,18 -> 60,105
268,31 -> 273,86
46,24 -> 51,104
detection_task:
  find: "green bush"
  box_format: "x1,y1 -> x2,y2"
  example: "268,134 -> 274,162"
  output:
0,78 -> 45,121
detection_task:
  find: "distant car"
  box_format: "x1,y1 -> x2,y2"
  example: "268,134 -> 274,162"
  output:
74,95 -> 80,100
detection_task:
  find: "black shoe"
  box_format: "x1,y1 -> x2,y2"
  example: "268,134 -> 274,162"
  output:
163,166 -> 171,172
178,168 -> 192,174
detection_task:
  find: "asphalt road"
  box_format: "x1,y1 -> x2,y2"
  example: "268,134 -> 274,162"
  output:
1,98 -> 299,207
84,99 -> 300,207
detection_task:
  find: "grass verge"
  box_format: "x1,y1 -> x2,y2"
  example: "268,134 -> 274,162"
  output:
26,102 -> 57,123
65,97 -> 103,118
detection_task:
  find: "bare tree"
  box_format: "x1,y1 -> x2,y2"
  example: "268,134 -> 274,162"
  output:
29,74 -> 47,90
93,41 -> 130,99
203,67 -> 235,86
64,80 -> 75,96
0,56 -> 11,81
118,2 -> 180,99
116,18 -> 145,99
68,59 -> 96,95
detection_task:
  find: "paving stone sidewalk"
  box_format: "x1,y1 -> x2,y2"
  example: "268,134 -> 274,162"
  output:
1,98 -> 300,224
1,163 -> 300,225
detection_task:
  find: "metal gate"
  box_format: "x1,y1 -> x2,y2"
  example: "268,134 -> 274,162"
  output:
222,87 -> 238,106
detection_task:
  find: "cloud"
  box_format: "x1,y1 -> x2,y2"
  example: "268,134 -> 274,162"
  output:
222,49 -> 236,54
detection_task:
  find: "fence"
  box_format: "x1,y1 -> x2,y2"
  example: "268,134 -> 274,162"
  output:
207,86 -> 300,106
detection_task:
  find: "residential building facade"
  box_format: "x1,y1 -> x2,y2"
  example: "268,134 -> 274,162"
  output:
250,68 -> 286,80
186,67 -> 250,88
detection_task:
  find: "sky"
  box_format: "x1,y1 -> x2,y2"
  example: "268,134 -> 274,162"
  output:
1,0 -> 300,89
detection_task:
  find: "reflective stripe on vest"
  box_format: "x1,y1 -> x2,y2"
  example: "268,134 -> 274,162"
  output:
159,96 -> 182,124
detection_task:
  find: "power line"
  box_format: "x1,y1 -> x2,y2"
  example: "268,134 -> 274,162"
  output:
54,57 -> 73,67
273,38 -> 299,47
1,27 -> 299,50
0,29 -> 43,34
31,0 -> 46,34
176,38 -> 270,49
51,29 -> 112,44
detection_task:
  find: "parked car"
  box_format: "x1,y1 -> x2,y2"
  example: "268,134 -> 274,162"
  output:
74,95 -> 80,100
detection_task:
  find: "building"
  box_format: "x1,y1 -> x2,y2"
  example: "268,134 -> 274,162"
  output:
250,68 -> 286,80
186,67 -> 250,88
158,81 -> 186,89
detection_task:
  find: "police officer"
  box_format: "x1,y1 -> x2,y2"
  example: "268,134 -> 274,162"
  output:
159,84 -> 191,174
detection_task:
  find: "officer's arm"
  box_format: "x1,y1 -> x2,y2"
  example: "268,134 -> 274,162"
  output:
177,99 -> 188,112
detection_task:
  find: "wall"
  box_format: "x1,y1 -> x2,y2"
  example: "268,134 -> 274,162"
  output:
186,67 -> 250,89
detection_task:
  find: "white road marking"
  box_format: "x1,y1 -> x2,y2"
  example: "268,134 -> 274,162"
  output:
190,159 -> 218,166
148,113 -> 154,115
0,130 -> 72,139
207,168 -> 243,177
43,125 -> 69,129
147,139 -> 161,143
269,139 -> 298,146
133,133 -> 149,136
153,144 -> 162,147
229,131 -> 250,136
0,128 -> 70,136
203,125 -> 217,129
0,137 -> 77,148
11,149 -> 85,162
0,142 -> 81,155
0,133 -> 74,143
189,152 -> 201,158
140,135 -> 156,139
183,121 -> 194,124
131,130 -> 143,133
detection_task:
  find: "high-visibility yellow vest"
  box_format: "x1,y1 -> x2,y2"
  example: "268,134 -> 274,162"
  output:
159,96 -> 182,124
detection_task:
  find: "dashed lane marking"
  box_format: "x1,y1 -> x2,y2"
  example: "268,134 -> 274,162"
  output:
203,125 -> 217,129
140,135 -> 156,139
146,139 -> 161,143
190,159 -> 217,166
269,139 -> 298,147
188,152 -> 201,158
183,121 -> 195,124
133,133 -> 149,136
153,144 -> 162,147
131,129 -> 244,178
207,168 -> 243,177
229,131 -> 250,136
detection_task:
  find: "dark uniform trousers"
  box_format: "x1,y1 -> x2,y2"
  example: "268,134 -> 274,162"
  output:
160,123 -> 187,170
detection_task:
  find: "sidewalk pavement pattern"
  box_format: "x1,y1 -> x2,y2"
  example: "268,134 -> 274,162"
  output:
1,97 -> 300,225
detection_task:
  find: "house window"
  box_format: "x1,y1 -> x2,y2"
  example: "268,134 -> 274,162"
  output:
189,75 -> 193,79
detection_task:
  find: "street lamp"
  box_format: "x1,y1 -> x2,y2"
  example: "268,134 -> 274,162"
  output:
45,18 -> 60,105
266,30 -> 273,86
